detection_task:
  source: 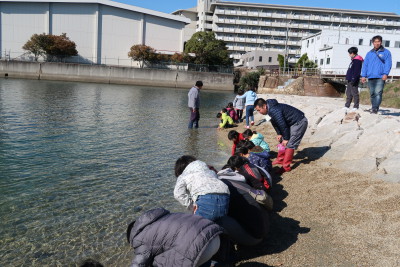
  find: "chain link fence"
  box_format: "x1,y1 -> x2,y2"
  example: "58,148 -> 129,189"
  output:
0,51 -> 233,74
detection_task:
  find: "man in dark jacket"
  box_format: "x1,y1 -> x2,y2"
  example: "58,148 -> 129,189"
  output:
254,98 -> 308,174
344,47 -> 363,111
127,208 -> 223,267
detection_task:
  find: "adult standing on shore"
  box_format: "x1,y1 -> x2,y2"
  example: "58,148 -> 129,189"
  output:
188,81 -> 203,128
254,98 -> 308,174
361,35 -> 392,114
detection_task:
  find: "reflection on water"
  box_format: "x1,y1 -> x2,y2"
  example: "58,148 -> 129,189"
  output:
0,78 -> 234,266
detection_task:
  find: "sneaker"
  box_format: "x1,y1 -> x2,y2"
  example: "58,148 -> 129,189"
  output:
342,107 -> 349,112
245,125 -> 250,129
351,108 -> 359,111
250,121 -> 254,126
371,109 -> 378,114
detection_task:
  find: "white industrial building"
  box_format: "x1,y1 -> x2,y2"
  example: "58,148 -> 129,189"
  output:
301,30 -> 400,77
238,50 -> 279,69
177,0 -> 400,65
0,0 -> 190,65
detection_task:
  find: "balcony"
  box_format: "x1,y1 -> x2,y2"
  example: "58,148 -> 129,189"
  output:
239,11 -> 248,16
215,9 -> 225,14
249,11 -> 259,17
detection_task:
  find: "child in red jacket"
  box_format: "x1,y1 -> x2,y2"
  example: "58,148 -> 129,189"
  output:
228,130 -> 245,156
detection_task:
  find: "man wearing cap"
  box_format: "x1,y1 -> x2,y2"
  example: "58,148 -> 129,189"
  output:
188,81 -> 203,129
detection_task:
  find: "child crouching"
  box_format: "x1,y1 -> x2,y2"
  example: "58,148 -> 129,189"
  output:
174,155 -> 230,221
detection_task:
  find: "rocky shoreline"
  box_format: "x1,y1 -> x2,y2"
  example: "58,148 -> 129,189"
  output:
217,94 -> 400,266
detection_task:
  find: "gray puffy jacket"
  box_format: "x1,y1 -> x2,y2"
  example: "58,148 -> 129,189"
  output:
128,208 -> 224,267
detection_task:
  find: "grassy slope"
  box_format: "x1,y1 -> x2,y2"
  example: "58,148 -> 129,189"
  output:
359,80 -> 400,109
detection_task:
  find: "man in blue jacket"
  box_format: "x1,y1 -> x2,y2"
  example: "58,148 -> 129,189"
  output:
254,98 -> 308,174
188,81 -> 203,128
361,35 -> 392,114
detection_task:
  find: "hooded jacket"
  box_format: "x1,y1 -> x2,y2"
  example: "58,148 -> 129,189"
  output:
361,46 -> 392,79
219,112 -> 234,128
233,95 -> 245,110
248,151 -> 272,173
129,208 -> 224,267
346,55 -> 363,83
174,160 -> 230,210
226,107 -> 239,121
235,90 -> 257,106
266,99 -> 305,141
250,133 -> 270,152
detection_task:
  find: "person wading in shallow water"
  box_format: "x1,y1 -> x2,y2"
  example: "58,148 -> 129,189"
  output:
254,98 -> 308,174
188,81 -> 203,129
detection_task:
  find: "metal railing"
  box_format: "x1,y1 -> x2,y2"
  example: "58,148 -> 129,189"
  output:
0,51 -> 234,74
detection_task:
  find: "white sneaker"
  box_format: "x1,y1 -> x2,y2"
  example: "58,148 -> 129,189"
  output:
351,108 -> 359,111
342,107 -> 349,112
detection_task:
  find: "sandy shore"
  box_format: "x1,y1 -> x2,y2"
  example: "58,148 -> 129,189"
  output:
217,94 -> 400,266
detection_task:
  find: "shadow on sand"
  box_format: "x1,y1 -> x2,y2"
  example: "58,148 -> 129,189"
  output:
234,169 -> 310,265
291,146 -> 331,170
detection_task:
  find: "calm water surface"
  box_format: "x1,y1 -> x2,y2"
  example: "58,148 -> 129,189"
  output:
0,78 -> 234,266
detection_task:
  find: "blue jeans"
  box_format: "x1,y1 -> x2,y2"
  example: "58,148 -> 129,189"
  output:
245,105 -> 254,127
195,194 -> 229,221
368,78 -> 385,111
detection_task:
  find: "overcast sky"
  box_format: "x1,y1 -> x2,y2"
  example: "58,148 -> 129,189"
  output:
113,0 -> 400,15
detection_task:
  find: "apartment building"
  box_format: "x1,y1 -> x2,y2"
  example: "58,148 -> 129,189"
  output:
301,30 -> 400,76
191,0 -> 400,64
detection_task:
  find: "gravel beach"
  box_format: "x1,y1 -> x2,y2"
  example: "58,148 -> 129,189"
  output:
218,94 -> 400,267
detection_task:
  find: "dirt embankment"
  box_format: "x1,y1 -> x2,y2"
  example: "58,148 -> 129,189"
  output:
217,94 -> 400,267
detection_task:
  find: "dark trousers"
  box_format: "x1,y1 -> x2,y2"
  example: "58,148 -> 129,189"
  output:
345,81 -> 360,109
188,108 -> 200,129
236,109 -> 243,121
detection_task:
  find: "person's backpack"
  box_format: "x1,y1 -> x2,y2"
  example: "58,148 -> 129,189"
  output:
239,163 -> 271,191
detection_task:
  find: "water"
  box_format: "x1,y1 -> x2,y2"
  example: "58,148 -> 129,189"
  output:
0,78 -> 234,266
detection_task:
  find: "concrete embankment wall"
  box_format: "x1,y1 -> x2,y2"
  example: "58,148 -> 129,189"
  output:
0,61 -> 234,91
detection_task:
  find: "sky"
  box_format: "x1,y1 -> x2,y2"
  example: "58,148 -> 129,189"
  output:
113,0 -> 400,15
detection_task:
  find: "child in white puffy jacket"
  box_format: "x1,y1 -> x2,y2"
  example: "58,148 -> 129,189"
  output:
174,155 -> 230,221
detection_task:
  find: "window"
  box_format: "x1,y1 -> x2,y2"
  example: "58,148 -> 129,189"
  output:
395,41 -> 400,48
259,56 -> 263,62
384,40 -> 390,47
311,38 -> 314,43
345,38 -> 349,45
315,59 -> 318,64
359,39 -> 363,45
396,62 -> 400,68
327,57 -> 331,65
268,57 -> 272,63
307,40 -> 309,48
320,59 -> 324,65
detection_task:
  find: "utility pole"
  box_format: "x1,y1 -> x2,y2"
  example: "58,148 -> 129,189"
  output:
283,21 -> 291,75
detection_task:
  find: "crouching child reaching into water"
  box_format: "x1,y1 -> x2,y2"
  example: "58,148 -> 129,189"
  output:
127,208 -> 223,267
217,108 -> 235,130
174,155 -> 230,221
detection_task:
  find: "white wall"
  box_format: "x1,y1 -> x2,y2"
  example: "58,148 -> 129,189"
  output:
0,1 -> 188,65
101,5 -> 142,65
145,15 -> 183,53
1,3 -> 48,56
51,3 -> 97,61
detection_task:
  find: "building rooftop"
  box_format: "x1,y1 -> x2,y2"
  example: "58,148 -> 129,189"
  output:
4,0 -> 191,23
212,1 -> 400,17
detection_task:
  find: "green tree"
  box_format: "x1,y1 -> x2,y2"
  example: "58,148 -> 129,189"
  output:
22,33 -> 51,61
277,54 -> 288,69
128,44 -> 157,68
239,69 -> 265,90
296,53 -> 317,69
184,31 -> 232,66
